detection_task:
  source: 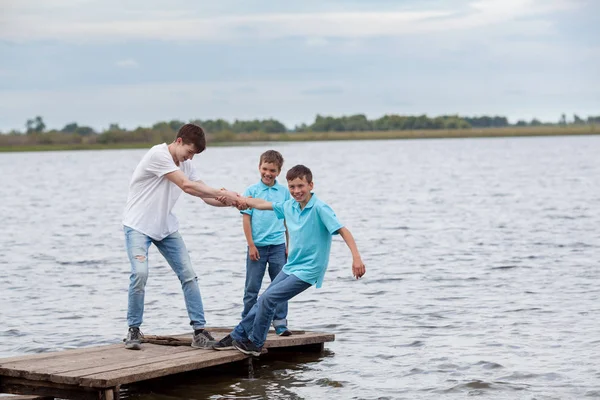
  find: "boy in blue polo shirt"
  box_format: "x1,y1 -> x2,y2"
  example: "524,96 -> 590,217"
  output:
213,164 -> 366,356
240,150 -> 292,336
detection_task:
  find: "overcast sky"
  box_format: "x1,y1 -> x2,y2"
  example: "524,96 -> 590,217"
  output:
0,0 -> 598,131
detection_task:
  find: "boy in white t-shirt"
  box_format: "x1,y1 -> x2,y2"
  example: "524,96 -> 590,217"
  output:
122,123 -> 240,350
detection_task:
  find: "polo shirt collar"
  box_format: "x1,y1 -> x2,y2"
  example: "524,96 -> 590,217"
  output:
258,179 -> 279,191
293,192 -> 317,211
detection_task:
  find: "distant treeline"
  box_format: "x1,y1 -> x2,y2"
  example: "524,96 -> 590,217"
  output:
1,113 -> 598,148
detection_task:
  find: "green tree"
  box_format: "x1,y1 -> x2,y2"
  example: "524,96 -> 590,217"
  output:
61,122 -> 79,133
573,114 -> 585,125
26,116 -> 46,134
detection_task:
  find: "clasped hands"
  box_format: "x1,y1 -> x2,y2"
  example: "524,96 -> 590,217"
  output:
216,188 -> 249,210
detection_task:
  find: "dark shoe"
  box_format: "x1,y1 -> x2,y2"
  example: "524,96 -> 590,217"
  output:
125,327 -> 142,350
232,339 -> 263,357
212,334 -> 234,351
275,326 -> 292,336
191,330 -> 216,349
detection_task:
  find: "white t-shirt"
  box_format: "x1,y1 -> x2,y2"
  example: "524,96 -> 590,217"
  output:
123,143 -> 200,240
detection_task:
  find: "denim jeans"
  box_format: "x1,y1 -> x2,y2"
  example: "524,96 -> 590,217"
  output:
232,272 -> 311,348
124,226 -> 206,330
242,243 -> 288,327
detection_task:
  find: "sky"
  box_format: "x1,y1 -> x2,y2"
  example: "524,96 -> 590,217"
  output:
0,0 -> 598,132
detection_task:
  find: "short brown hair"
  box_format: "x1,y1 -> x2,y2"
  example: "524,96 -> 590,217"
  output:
176,123 -> 206,153
259,150 -> 284,170
286,164 -> 312,183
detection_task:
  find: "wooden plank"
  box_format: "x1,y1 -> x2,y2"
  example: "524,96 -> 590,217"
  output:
264,332 -> 334,348
0,376 -> 99,400
0,396 -> 54,400
0,330 -> 334,390
59,347 -> 217,381
0,344 -> 121,365
9,344 -> 194,376
0,346 -> 198,386
158,331 -> 331,348
77,351 -> 251,387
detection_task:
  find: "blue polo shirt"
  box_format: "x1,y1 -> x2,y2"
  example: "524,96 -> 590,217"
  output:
273,193 -> 343,288
241,180 -> 291,246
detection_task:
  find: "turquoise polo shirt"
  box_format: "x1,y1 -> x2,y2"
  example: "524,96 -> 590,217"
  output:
273,193 -> 344,288
241,180 -> 291,246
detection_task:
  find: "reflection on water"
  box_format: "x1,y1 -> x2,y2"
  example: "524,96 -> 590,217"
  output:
122,350 -> 334,400
1,136 -> 599,399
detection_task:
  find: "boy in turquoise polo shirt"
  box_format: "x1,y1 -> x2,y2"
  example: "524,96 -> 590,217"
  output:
240,150 -> 292,336
213,164 -> 366,356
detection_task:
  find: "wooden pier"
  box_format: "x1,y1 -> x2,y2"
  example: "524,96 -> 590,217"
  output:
0,328 -> 334,400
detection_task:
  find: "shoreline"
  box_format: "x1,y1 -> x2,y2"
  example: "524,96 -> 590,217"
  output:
0,126 -> 596,152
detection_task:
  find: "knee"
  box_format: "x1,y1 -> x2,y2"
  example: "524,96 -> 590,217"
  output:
179,268 -> 197,285
130,270 -> 148,290
258,293 -> 276,309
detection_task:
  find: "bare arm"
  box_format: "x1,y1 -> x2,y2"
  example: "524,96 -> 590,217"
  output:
243,214 -> 260,261
245,197 -> 274,210
338,227 -> 366,279
165,170 -> 238,204
201,197 -> 230,207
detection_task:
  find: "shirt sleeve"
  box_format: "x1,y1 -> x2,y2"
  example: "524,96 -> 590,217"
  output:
240,187 -> 253,216
186,161 -> 201,182
272,201 -> 286,220
317,203 -> 344,235
146,150 -> 179,178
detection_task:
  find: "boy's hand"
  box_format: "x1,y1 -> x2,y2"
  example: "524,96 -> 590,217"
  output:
352,258 -> 366,279
248,245 -> 260,261
236,196 -> 249,210
217,188 -> 241,207
236,195 -> 252,210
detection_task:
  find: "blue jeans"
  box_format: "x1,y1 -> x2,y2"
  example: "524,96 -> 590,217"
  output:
124,226 -> 206,330
242,243 -> 288,327
232,272 -> 311,348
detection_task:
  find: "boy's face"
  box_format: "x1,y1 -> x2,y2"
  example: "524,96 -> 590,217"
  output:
259,162 -> 280,186
174,138 -> 198,163
287,177 -> 313,204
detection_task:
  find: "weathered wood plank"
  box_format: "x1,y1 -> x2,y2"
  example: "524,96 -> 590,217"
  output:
0,344 -> 121,365
264,332 -> 334,348
77,351 -> 251,387
0,376 -> 100,400
0,346 -> 200,386
0,330 -> 334,391
7,344 -> 194,377
60,347 -> 220,382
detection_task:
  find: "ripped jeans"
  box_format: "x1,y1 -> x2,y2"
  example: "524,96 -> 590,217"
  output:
124,226 -> 206,330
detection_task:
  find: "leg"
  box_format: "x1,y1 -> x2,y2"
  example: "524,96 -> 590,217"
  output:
266,244 -> 288,329
124,226 -> 152,328
250,273 -> 311,348
241,246 -> 268,318
154,231 -> 205,329
231,270 -> 292,342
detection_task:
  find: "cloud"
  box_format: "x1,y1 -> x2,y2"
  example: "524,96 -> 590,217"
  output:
301,86 -> 344,95
115,58 -> 139,68
0,0 -> 581,43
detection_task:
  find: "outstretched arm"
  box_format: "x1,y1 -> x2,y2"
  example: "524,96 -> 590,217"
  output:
243,197 -> 274,211
165,170 -> 239,205
202,197 -> 232,207
338,227 -> 366,279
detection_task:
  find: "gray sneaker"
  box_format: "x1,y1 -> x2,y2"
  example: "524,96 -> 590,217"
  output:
191,330 -> 216,349
212,334 -> 234,351
125,327 -> 142,350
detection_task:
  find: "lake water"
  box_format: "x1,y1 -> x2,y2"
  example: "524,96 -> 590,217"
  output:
0,137 -> 599,399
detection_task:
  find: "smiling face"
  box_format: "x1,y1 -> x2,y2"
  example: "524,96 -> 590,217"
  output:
287,176 -> 313,207
259,161 -> 281,186
172,138 -> 199,164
